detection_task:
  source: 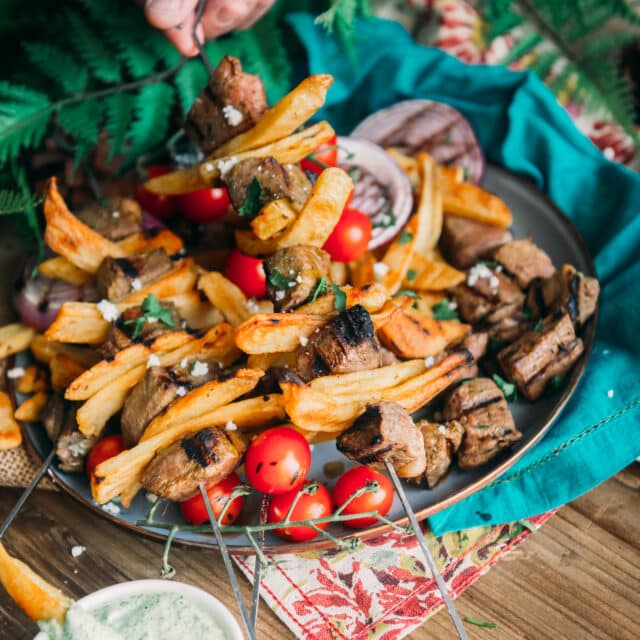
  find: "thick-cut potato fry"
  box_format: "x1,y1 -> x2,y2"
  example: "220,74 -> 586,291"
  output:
234,313 -> 327,354
0,323 -> 35,359
38,257 -> 93,285
409,292 -> 446,318
93,370 -> 264,503
443,182 -> 513,228
212,75 -> 333,158
246,351 -> 295,370
158,323 -> 240,368
50,355 -> 86,391
370,298 -> 413,330
0,541 -> 72,624
251,199 -> 298,240
380,216 -> 418,294
413,153 -> 443,255
234,230 -> 279,257
119,258 -> 198,305
439,165 -> 464,190
166,292 -> 224,329
0,392 -> 22,450
276,168 -> 353,248
14,391 -> 48,422
329,261 -> 348,286
296,283 -> 389,316
16,366 -> 48,394
45,303 -> 109,345
30,335 -> 98,368
44,178 -> 125,272
378,311 -> 470,358
198,271 -> 250,327
349,252 -> 375,287
405,253 -> 465,290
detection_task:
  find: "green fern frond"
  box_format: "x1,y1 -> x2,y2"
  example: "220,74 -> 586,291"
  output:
56,100 -> 104,143
499,31 -> 544,65
105,93 -> 135,160
174,60 -> 209,116
315,0 -> 372,56
581,29 -> 640,61
12,161 -> 44,260
484,0 -> 525,38
0,189 -> 43,215
528,50 -> 559,82
22,42 -> 89,94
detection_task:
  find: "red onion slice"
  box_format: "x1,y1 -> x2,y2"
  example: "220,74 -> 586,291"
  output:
351,100 -> 484,185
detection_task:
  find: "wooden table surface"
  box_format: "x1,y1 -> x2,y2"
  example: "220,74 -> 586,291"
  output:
1,468 -> 638,640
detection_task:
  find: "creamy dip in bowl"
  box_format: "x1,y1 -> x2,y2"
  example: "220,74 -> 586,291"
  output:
35,579 -> 243,640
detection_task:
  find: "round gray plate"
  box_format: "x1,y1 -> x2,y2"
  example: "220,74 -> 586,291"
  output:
22,165 -> 596,553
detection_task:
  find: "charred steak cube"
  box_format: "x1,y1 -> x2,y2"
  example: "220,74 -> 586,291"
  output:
440,215 -> 513,270
56,402 -> 97,472
443,378 -> 521,468
295,305 -> 383,381
482,302 -> 529,343
264,245 -> 331,312
96,248 -> 173,302
413,420 -> 464,488
337,401 -> 426,477
498,313 -> 584,400
185,55 -> 267,154
492,238 -> 555,289
541,264 -> 599,327
76,197 -> 142,241
141,427 -> 241,501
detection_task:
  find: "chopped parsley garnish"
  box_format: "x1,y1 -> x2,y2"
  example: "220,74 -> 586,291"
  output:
397,230 -> 413,245
268,269 -> 295,290
432,299 -> 459,320
124,293 -> 175,339
476,424 -> 491,430
478,259 -> 500,269
309,276 -> 327,302
331,284 -> 347,311
237,177 -> 263,217
492,373 -> 517,402
392,290 -> 420,300
464,617 -> 496,629
406,268 -> 417,281
548,374 -> 565,391
462,166 -> 470,181
373,209 -> 397,229
534,318 -> 544,332
522,304 -> 533,320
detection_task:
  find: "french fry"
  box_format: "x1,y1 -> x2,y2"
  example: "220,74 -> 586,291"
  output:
276,167 -> 353,248
159,323 -> 240,368
246,351 -> 290,370
198,271 -> 250,327
234,313 -> 327,354
442,182 -> 513,228
379,216 -> 418,294
120,481 -> 143,508
370,297 -> 414,330
14,391 -> 48,422
404,253 -> 465,290
385,147 -> 419,190
44,178 -> 125,272
119,258 -> 198,305
329,261 -> 348,286
0,392 -> 22,450
251,199 -> 298,240
165,291 -> 224,329
409,292 -> 446,318
296,283 -> 389,315
212,75 -> 333,158
30,335 -> 98,368
16,366 -> 48,394
49,355 -> 87,391
45,303 -> 109,345
38,257 -> 93,285
0,323 -> 36,359
439,165 -> 464,190
413,152 -> 443,255
234,230 -> 279,257
0,541 -> 72,624
349,252 -> 375,287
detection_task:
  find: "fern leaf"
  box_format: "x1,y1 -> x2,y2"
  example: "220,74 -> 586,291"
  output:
0,190 -> 43,215
315,0 -> 371,56
105,92 -> 135,160
582,30 -> 640,61
148,30 -> 183,68
22,42 -> 89,94
527,50 -> 559,82
12,161 -> 44,260
56,100 -> 104,143
499,31 -> 544,65
174,60 -> 209,116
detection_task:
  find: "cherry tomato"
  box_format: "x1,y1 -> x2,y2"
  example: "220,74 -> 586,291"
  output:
245,427 -> 311,495
179,472 -> 244,526
135,165 -> 177,219
322,207 -> 372,262
86,435 -> 125,481
300,135 -> 338,175
176,187 -> 230,224
224,249 -> 267,299
332,466 -> 394,528
267,481 -> 332,541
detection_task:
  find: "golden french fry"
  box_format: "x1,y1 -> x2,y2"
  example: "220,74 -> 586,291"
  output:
165,292 -> 224,330
443,182 -> 513,228
38,257 -> 93,285
246,352 -> 291,370
16,366 -> 48,394
234,230 -> 279,257
234,313 -> 327,354
198,271 -> 251,327
212,75 -> 333,158
119,258 -> 198,305
157,323 -> 240,368
49,355 -> 87,391
120,481 -> 143,509
408,292 -> 446,318
0,392 -> 22,450
296,283 -> 389,315
380,216 -> 418,294
44,177 -> 125,272
0,323 -> 36,359
30,335 -> 98,368
370,297 -> 413,330
329,261 -> 348,286
405,253 -> 465,290
45,303 -> 109,345
251,199 -> 298,240
349,252 -> 376,288
0,541 -> 72,624
385,147 -> 419,190
413,153 -> 443,255
438,165 -> 464,190
276,167 -> 353,248
14,391 -> 49,423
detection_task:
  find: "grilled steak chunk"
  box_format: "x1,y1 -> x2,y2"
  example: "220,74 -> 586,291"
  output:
337,401 -> 426,477
56,402 -> 97,472
264,246 -> 331,312
482,303 -> 529,342
492,238 -> 555,289
76,197 -> 142,241
541,264 -> 599,327
141,427 -> 240,501
413,420 -> 464,488
440,215 -> 513,269
185,56 -> 267,154
224,157 -> 312,213
0,358 -> 7,393
443,378 -> 521,468
42,393 -> 65,442
461,332 -> 488,362
295,305 -> 383,381
498,313 -> 584,400
96,248 -> 173,302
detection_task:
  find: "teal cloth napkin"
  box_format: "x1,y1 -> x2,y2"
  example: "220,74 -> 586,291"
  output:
288,14 -> 640,534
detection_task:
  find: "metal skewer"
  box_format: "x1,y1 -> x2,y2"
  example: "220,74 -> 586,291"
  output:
249,495 -> 269,631
193,0 -> 214,75
385,462 -> 469,640
199,483 -> 256,640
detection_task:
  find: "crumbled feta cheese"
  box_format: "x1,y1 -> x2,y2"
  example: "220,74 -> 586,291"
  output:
246,298 -> 260,313
607,389 -> 614,398
495,264 -> 503,272
467,263 -> 495,287
222,104 -> 244,126
299,335 -> 309,347
71,545 -> 86,558
131,278 -> 142,291
145,492 -> 158,503
437,424 -> 447,435
102,502 -> 121,515
145,316 -> 158,324
296,274 -> 303,283
112,210 -> 120,219
97,299 -> 120,322
424,356 -> 435,368
73,569 -> 78,574
225,420 -> 237,432
373,262 -> 390,277
217,156 -> 238,177
181,320 -> 188,329
289,269 -> 295,275
7,367 -> 25,379
176,386 -> 188,397
146,354 -> 161,368
274,290 -> 285,301
204,161 -> 216,173
603,146 -> 615,161
191,360 -> 209,376
449,301 -> 458,310
180,358 -> 189,369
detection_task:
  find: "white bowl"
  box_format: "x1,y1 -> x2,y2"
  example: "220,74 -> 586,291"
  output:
34,579 -> 244,640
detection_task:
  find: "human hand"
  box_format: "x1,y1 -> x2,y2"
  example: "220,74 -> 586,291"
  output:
144,0 -> 275,57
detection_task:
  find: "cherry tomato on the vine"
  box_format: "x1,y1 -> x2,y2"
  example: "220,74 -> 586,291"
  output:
176,187 -> 230,224
300,135 -> 338,175
331,466 -> 394,528
244,427 -> 311,495
86,435 -> 125,482
267,481 -> 333,541
135,165 -> 178,220
179,472 -> 244,526
224,249 -> 267,299
323,208 -> 372,263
